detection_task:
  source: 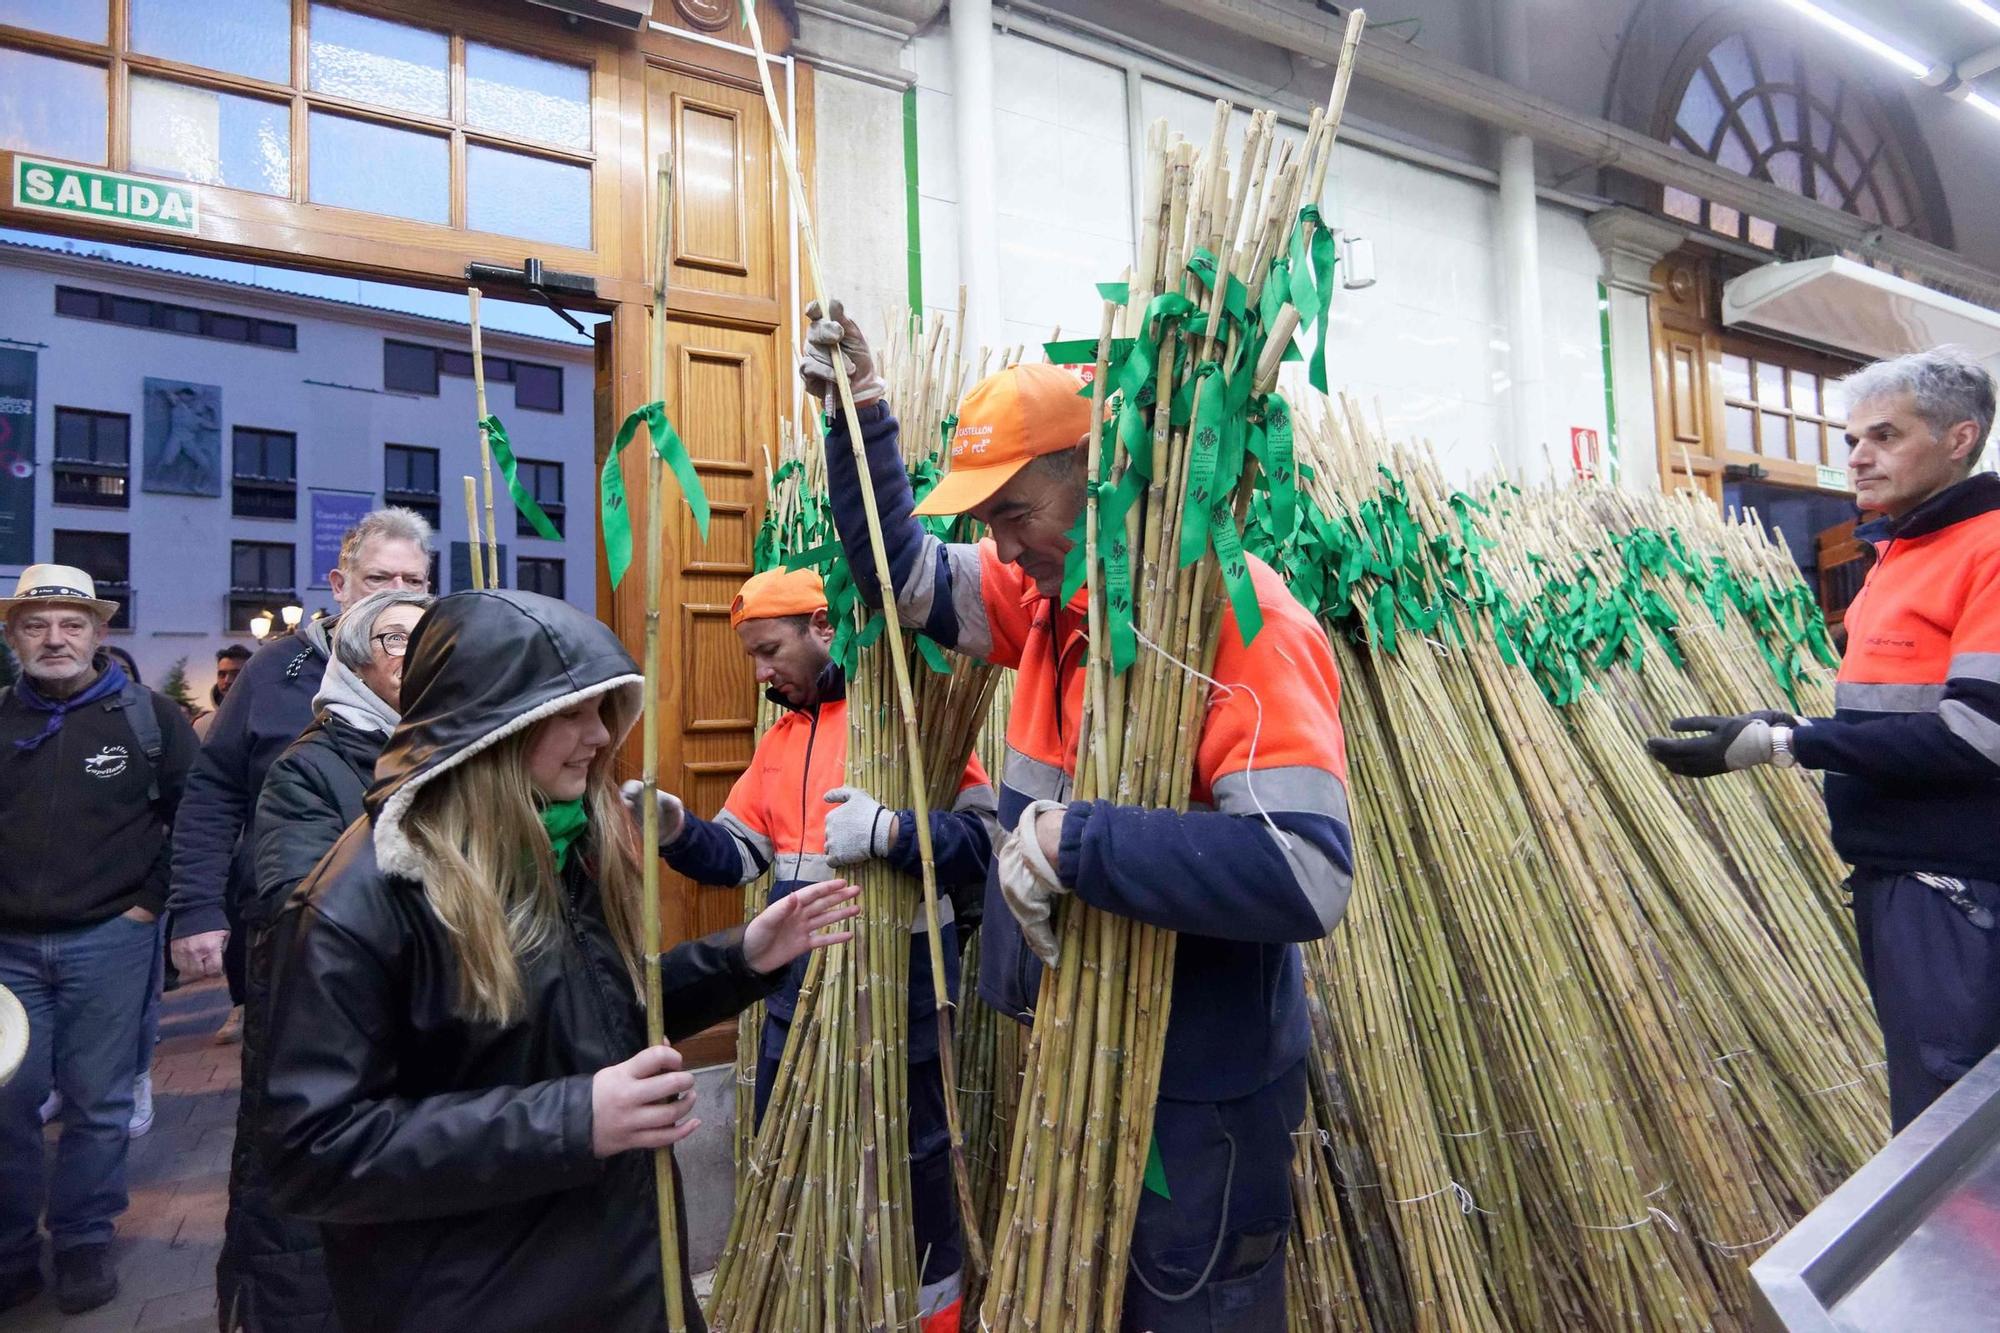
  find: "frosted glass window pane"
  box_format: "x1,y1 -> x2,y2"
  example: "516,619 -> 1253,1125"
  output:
131,77 -> 289,195
308,112 -> 446,222
1709,36 -> 1754,98
1747,216 -> 1777,249
0,0 -> 104,42
1790,369 -> 1820,417
309,5 -> 447,117
1760,411 -> 1786,456
0,49 -> 106,164
466,43 -> 590,151
467,146 -> 590,249
1795,418 -> 1821,466
1725,405 -> 1755,454
1755,360 -> 1786,406
129,0 -> 289,82
1720,353 -> 1752,403
1663,186 -> 1702,223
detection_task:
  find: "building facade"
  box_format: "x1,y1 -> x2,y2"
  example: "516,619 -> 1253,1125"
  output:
0,241 -> 596,695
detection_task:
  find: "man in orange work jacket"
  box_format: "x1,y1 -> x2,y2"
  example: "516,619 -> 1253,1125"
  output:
647,566 -> 997,1322
803,303 -> 1355,1331
1650,346 -> 2000,1133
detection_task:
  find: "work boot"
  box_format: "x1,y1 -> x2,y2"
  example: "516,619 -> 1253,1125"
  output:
214,1005 -> 243,1045
0,1266 -> 44,1313
53,1244 -> 117,1314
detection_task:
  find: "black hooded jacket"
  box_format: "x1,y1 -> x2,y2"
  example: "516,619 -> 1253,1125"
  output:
259,592 -> 780,1333
218,710 -> 383,1332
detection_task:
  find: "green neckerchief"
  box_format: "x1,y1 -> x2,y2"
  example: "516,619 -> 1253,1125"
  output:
540,798 -> 589,872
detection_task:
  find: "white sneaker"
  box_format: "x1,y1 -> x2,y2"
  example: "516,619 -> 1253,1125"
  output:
38,1090 -> 62,1124
128,1072 -> 154,1137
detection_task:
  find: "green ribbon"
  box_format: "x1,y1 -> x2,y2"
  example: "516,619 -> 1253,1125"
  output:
1286,206 -> 1338,393
539,797 -> 588,872
481,415 -> 561,542
601,400 -> 712,589
1178,363 -> 1228,568
1143,1134 -> 1171,1201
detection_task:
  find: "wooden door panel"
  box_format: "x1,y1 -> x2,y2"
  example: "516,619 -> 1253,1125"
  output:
646,71 -> 783,306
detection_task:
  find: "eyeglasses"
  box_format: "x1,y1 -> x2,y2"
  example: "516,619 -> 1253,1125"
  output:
370,631 -> 411,657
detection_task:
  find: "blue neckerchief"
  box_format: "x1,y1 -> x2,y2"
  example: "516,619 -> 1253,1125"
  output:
12,656 -> 128,752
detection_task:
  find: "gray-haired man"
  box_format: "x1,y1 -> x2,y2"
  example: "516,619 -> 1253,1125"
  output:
1649,346 -> 2000,1132
167,509 -> 433,1033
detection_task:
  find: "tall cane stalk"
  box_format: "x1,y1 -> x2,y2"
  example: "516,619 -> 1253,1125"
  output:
468,287 -> 501,589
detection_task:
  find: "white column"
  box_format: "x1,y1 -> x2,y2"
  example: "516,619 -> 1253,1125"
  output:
1584,207 -> 1687,495
950,0 -> 1002,350
1493,0 -> 1546,483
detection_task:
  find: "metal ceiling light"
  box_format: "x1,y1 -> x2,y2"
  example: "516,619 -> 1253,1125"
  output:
1772,0 -> 1928,78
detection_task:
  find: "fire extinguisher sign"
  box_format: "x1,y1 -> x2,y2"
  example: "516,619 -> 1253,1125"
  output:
1570,426 -> 1600,481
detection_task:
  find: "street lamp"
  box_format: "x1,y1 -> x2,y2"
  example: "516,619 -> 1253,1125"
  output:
249,611 -> 273,641
281,604 -> 303,630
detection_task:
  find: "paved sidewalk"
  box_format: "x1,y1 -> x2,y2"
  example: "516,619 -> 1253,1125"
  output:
14,978 -> 234,1333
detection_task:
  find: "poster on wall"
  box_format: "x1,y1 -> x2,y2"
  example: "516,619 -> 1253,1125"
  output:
141,376 -> 222,496
310,490 -> 378,588
0,349 -> 35,566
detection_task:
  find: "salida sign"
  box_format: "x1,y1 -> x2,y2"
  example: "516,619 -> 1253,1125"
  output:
12,158 -> 198,234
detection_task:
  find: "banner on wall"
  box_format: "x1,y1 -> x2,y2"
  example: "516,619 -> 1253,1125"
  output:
0,349 -> 36,567
310,490 -> 377,588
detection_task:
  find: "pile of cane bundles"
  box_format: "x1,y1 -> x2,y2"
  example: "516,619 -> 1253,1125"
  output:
709,306 -> 1004,1328
1253,397 -> 1884,1331
976,11 -> 1373,1313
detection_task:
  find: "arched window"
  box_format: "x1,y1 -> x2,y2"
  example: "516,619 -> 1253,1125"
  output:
1656,20 -> 1949,250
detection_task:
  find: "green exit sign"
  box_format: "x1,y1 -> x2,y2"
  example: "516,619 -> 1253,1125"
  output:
1816,464 -> 1848,491
12,157 -> 198,234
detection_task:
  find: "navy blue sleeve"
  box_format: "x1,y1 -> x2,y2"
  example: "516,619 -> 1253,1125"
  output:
1793,690 -> 2000,783
1057,803 -> 1354,944
169,666 -> 258,939
662,812 -> 768,887
823,400 -> 969,650
885,805 -> 995,892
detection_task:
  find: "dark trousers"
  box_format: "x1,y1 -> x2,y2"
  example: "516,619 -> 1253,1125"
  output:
1123,1059 -> 1307,1333
754,1016 -> 963,1285
1852,869 -> 2000,1133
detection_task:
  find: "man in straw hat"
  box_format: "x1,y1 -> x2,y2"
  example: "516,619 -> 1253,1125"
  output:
0,565 -> 198,1314
635,564 -> 997,1328
803,303 -> 1354,1330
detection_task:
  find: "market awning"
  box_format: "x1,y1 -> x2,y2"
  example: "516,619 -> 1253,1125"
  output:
1722,256 -> 2000,367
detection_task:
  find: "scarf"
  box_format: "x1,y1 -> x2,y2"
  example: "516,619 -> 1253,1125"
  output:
540,798 -> 589,872
312,653 -> 401,736
12,656 -> 128,752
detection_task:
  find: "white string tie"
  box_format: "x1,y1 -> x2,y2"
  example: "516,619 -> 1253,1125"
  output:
1132,626 -> 1284,841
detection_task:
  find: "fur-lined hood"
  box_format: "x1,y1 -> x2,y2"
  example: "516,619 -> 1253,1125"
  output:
367,590 -> 642,879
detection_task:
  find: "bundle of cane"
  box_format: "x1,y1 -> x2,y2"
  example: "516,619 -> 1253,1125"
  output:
980,15 -> 1370,1325
703,173 -> 1002,1327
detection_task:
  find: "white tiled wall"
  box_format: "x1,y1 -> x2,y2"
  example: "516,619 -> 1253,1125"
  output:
904,23 -> 1610,486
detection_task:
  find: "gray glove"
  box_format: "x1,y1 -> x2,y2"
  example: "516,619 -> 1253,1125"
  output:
799,299 -> 885,409
823,786 -> 898,868
1644,713 -> 1800,778
619,779 -> 686,848
998,800 -> 1069,969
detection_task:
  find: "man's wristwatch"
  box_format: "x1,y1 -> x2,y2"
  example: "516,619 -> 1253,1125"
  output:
1770,724 -> 1797,769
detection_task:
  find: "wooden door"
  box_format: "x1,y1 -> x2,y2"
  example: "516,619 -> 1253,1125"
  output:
1650,253 -> 1724,502
630,61 -> 797,948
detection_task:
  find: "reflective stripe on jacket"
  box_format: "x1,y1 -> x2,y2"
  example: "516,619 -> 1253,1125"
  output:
1795,472 -> 2000,879
825,400 -> 1355,1102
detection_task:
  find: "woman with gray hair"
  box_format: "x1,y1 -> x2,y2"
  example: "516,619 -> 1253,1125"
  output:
216,588 -> 433,1331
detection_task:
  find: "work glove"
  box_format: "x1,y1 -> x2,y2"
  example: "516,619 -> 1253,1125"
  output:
823,786 -> 900,868
620,779 -> 686,848
997,800 -> 1070,969
1644,711 -> 1802,778
799,299 -> 885,409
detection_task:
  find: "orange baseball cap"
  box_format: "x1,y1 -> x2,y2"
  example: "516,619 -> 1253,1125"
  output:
912,363 -> 1093,517
730,568 -> 827,628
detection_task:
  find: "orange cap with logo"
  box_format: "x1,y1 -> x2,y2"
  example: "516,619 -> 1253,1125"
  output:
729,568 -> 827,629
912,363 -> 1092,517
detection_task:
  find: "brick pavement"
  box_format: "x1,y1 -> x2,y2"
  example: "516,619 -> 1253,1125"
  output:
12,979 -> 235,1333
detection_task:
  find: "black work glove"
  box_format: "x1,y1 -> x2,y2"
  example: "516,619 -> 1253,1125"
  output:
1645,711 -> 1801,778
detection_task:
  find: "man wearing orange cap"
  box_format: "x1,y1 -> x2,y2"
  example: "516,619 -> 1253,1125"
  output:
803,302 -> 1354,1331
636,565 -> 997,1325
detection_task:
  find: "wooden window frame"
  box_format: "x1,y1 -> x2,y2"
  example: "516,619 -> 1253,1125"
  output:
1714,333 -> 1855,492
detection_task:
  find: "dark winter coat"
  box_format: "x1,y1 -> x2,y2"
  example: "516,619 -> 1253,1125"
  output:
168,621 -> 330,940
217,710 -> 381,1331
0,662 -> 197,931
260,591 -> 780,1333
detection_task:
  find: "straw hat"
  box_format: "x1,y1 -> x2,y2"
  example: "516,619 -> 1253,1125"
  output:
0,983 -> 25,1088
0,564 -> 120,620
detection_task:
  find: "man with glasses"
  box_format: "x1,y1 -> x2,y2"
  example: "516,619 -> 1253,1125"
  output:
167,509 -> 434,1041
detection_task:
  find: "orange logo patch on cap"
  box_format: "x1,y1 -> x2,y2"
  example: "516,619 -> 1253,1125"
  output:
917,364 -> 1093,519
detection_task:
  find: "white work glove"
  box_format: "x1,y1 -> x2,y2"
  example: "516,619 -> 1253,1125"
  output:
620,779 -> 686,848
823,786 -> 899,868
998,800 -> 1070,969
799,299 -> 885,410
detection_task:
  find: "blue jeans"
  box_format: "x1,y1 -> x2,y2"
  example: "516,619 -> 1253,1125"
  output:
0,914 -> 156,1273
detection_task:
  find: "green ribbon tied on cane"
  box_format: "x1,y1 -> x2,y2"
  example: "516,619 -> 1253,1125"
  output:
1287,206 -> 1338,393
600,400 -> 712,590
481,415 -> 561,543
